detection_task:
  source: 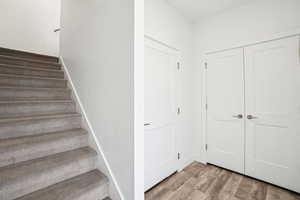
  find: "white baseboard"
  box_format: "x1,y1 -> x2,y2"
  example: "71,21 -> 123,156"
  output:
193,153 -> 207,165
60,57 -> 124,200
178,156 -> 195,172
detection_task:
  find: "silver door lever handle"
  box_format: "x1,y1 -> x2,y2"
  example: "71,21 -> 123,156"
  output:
247,115 -> 258,120
232,114 -> 243,119
144,123 -> 151,126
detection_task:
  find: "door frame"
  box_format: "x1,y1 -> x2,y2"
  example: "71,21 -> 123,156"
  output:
201,32 -> 300,165
144,35 -> 182,187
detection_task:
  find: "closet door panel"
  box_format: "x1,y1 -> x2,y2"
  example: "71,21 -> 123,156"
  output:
245,36 -> 300,193
206,48 -> 245,174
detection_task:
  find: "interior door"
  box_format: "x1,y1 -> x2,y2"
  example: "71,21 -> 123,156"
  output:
206,48 -> 245,174
144,38 -> 179,191
245,36 -> 300,193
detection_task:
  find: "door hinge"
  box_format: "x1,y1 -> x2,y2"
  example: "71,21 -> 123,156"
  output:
177,62 -> 180,70
177,153 -> 181,160
177,107 -> 181,115
205,144 -> 208,151
205,62 -> 208,69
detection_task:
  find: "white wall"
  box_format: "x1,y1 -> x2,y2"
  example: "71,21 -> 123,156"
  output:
145,0 -> 197,169
194,0 -> 300,162
134,0 -> 145,199
0,0 -> 60,56
60,0 -> 136,199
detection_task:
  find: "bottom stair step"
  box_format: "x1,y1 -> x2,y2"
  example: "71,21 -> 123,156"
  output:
16,170 -> 109,200
0,147 -> 97,200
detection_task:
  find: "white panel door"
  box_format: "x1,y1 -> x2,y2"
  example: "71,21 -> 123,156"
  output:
245,36 -> 300,193
206,48 -> 245,174
144,38 -> 179,191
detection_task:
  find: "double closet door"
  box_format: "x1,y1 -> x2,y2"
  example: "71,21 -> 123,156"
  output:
206,36 -> 300,193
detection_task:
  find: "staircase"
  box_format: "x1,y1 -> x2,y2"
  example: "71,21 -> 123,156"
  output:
0,48 -> 110,200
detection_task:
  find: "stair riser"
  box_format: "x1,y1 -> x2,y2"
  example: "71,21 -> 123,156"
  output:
0,88 -> 71,100
0,133 -> 88,167
0,76 -> 67,88
0,58 -> 60,70
75,184 -> 109,200
0,102 -> 76,118
15,170 -> 109,200
0,48 -> 59,63
2,154 -> 96,200
0,116 -> 81,139
0,65 -> 64,78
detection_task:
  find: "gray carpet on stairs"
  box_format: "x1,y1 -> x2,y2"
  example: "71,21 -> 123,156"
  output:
0,48 -> 110,200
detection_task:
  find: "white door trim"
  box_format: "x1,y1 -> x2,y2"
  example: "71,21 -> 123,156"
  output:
144,35 -> 179,51
201,32 -> 300,165
205,28 -> 300,54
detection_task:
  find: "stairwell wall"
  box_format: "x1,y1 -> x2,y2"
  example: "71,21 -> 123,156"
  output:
60,0 -> 137,199
0,0 -> 61,56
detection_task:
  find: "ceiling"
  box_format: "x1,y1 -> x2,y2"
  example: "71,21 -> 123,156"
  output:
166,0 -> 254,22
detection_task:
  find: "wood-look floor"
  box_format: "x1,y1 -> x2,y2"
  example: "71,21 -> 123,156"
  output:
145,162 -> 300,200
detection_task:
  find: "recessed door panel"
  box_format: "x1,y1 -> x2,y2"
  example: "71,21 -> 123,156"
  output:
245,36 -> 300,193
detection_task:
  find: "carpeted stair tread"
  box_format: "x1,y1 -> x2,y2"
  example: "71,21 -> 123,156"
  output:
0,113 -> 82,139
0,147 -> 97,200
0,73 -> 67,88
0,99 -> 74,104
0,112 -> 80,123
15,170 -> 109,200
0,47 -> 59,63
0,101 -> 76,118
0,55 -> 60,67
0,64 -> 64,78
0,128 -> 88,167
0,86 -> 72,101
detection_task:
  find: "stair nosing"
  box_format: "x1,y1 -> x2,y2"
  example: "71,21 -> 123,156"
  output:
0,113 -> 81,123
0,48 -> 58,62
0,55 -> 60,66
0,86 -> 71,91
0,128 -> 88,148
0,146 -> 97,174
0,99 -> 74,104
0,73 -> 66,81
0,63 -> 63,73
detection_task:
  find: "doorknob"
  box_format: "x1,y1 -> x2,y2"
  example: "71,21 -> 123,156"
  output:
144,123 -> 151,126
232,114 -> 243,119
247,115 -> 258,120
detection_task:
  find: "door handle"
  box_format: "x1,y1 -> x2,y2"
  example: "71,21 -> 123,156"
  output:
247,115 -> 258,120
232,114 -> 243,119
144,123 -> 151,126
54,28 -> 61,32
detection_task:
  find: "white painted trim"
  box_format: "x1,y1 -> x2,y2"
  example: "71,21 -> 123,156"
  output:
178,157 -> 195,172
60,57 -> 125,200
201,59 -> 208,165
134,0 -> 144,198
144,34 -> 179,51
205,28 -> 300,54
